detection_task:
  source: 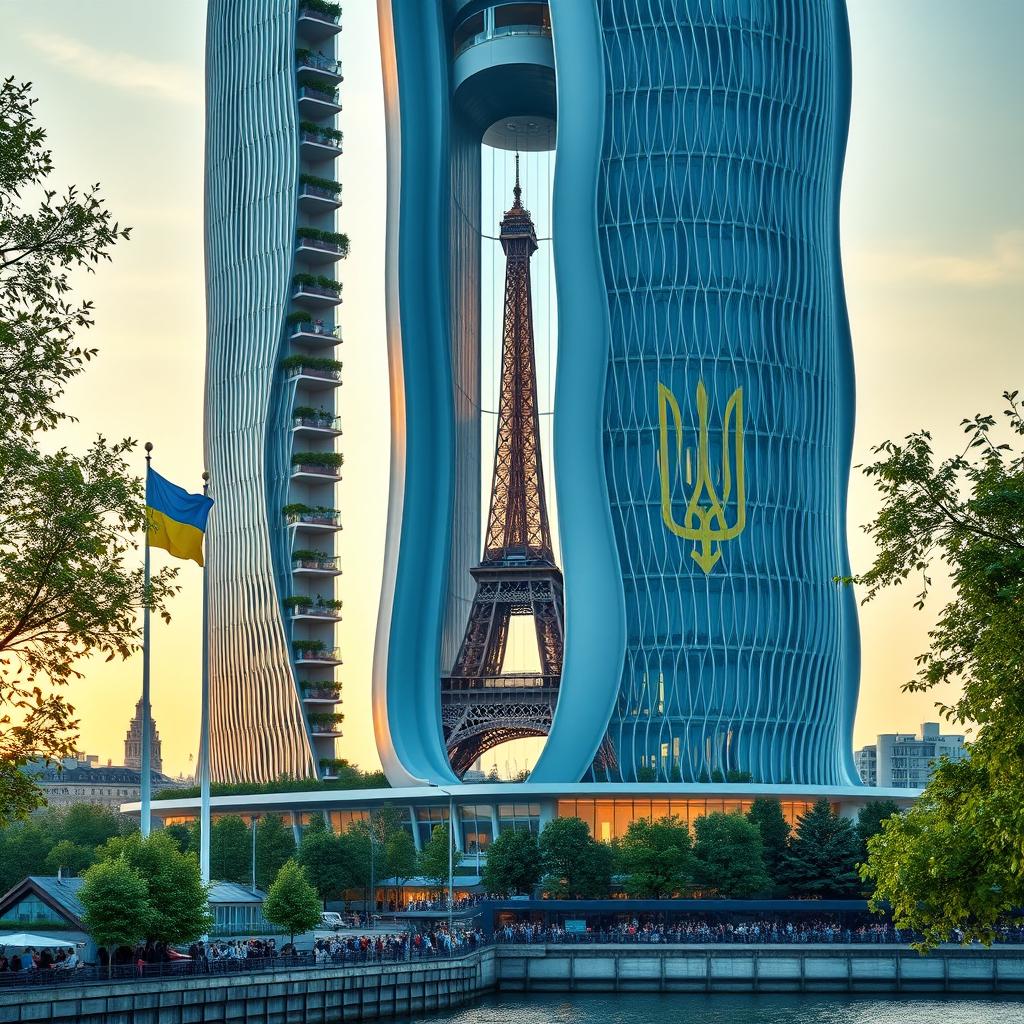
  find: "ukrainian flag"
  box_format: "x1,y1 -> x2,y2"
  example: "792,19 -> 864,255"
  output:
146,469 -> 214,566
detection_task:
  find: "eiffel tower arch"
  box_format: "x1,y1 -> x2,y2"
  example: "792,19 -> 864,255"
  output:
441,164 -> 564,776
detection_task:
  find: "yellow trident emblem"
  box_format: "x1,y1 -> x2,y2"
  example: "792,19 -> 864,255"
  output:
657,379 -> 746,573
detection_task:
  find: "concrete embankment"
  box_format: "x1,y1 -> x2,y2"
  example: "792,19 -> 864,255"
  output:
0,950 -> 496,1024
3,944 -> 1024,1023
498,943 -> 1024,995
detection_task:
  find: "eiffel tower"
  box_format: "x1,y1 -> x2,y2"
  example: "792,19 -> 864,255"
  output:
441,161 -> 564,776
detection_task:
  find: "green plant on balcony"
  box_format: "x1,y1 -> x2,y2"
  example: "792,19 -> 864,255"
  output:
283,595 -> 314,609
296,227 -> 350,256
308,712 -> 344,728
292,451 -> 344,470
302,680 -> 340,692
292,549 -> 335,564
301,0 -> 342,18
299,120 -> 344,143
302,76 -> 338,101
283,502 -> 314,517
281,354 -> 343,372
293,639 -> 327,653
286,311 -> 314,326
292,272 -> 341,294
299,173 -> 342,196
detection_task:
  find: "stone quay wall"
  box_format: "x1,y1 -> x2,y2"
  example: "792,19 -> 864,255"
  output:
496,943 -> 1024,995
3,944 -> 1024,1023
0,950 -> 496,1024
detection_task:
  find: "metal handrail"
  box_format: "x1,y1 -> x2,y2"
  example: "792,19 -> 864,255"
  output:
454,24 -> 551,59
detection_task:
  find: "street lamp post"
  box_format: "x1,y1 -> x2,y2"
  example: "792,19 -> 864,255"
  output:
251,815 -> 260,891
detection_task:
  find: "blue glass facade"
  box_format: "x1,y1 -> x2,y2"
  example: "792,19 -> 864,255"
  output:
375,0 -> 860,788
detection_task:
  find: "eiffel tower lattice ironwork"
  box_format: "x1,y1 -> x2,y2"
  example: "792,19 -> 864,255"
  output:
441,161 -> 565,776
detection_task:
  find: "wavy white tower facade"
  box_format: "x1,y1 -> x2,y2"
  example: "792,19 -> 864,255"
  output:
204,1 -> 347,782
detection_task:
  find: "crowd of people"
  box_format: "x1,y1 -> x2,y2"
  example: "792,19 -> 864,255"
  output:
313,926 -> 486,964
493,916 -> 1024,946
403,894 -> 487,913
0,947 -> 80,974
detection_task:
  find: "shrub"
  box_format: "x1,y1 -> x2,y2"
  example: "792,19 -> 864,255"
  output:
301,0 -> 342,18
286,311 -> 313,326
308,712 -> 344,727
280,354 -> 343,372
299,120 -> 343,143
283,595 -> 313,609
292,549 -> 334,563
299,173 -> 342,195
293,639 -> 327,653
291,451 -> 344,469
301,77 -> 338,100
292,273 -> 341,293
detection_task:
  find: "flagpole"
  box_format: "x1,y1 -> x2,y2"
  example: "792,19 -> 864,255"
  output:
140,442 -> 153,838
199,470 -> 211,886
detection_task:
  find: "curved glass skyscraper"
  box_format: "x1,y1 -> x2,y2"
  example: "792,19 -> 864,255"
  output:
205,1 -> 346,782
376,0 -> 861,788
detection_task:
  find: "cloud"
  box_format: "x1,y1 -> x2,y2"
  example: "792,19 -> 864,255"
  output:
24,31 -> 200,106
849,229 -> 1024,288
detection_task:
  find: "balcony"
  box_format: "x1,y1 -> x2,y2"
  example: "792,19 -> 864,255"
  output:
288,321 -> 342,349
297,85 -> 342,119
292,605 -> 342,623
300,130 -> 343,162
284,366 -> 342,391
285,506 -> 341,530
296,230 -> 349,265
302,686 -> 342,704
292,553 -> 341,576
292,412 -> 342,438
296,51 -> 343,86
298,4 -> 341,42
299,180 -> 343,213
290,462 -> 342,483
293,643 -> 342,666
292,280 -> 342,308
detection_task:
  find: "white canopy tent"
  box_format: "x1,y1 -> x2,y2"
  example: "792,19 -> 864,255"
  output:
0,932 -> 79,949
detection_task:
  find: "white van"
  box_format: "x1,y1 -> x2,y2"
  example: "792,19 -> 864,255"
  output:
320,912 -> 344,931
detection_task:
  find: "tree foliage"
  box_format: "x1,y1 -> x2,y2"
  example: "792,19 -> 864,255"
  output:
99,831 -> 211,945
0,78 -> 175,824
188,814 -> 251,885
856,800 -> 900,860
692,813 -> 770,898
746,798 -> 791,892
482,827 -> 541,897
298,815 -> 351,906
618,816 -> 693,898
385,829 -> 417,888
262,859 -> 322,945
255,814 -> 296,890
418,824 -> 461,893
79,857 -> 151,972
854,395 -> 1024,947
539,817 -> 613,898
779,799 -> 861,899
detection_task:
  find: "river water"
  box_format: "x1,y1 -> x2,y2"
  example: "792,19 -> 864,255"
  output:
405,992 -> 1024,1024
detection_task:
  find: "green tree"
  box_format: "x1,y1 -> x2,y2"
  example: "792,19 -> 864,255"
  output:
163,823 -> 193,853
44,838 -> 94,876
0,79 -> 175,825
418,824 -> 461,895
79,857 -> 151,975
482,827 -> 542,897
100,831 -> 211,945
255,814 -> 296,889
539,817 -> 613,898
262,859 -> 322,946
298,815 -> 351,907
59,804 -> 124,848
693,813 -> 770,898
192,815 -> 251,884
0,817 -> 54,891
856,800 -> 900,860
851,394 -> 1024,947
778,799 -> 861,898
618,816 -> 693,898
385,830 -> 417,891
747,798 -> 791,891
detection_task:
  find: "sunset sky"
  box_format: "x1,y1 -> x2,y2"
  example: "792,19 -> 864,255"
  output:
1,1 -> 1021,777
